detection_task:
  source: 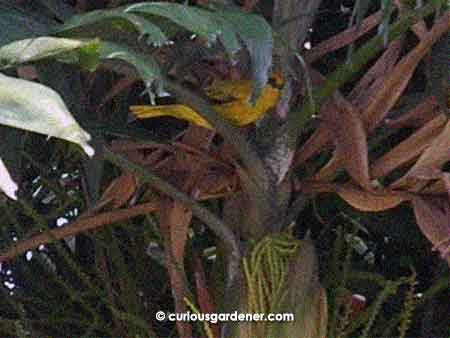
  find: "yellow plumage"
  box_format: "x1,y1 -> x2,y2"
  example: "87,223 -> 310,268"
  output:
130,77 -> 282,129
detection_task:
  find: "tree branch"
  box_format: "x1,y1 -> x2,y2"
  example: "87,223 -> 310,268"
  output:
103,148 -> 242,288
0,201 -> 159,262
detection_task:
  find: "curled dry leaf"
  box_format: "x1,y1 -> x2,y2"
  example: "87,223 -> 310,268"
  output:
363,12 -> 450,132
392,119 -> 450,189
300,182 -> 408,212
371,113 -> 447,179
91,171 -> 138,212
298,69 -> 370,188
336,184 -> 408,212
363,43 -> 423,131
384,95 -> 440,129
163,200 -> 192,264
329,94 -> 370,189
411,197 -> 450,262
197,169 -> 237,199
111,172 -> 138,208
295,122 -> 333,165
349,37 -> 404,104
420,179 -> 448,196
298,36 -> 404,169
159,198 -> 193,338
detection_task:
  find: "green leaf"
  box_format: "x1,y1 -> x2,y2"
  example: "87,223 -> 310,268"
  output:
125,2 -> 238,50
0,1 -> 273,98
55,2 -> 271,101
0,73 -> 94,157
215,8 -> 273,103
127,3 -> 271,100
99,42 -> 163,103
378,0 -> 394,47
0,37 -> 100,70
54,7 -> 169,48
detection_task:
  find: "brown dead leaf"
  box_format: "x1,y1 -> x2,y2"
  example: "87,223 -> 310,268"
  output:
349,37 -> 404,105
363,51 -> 421,131
159,198 -> 193,338
305,10 -> 383,63
169,125 -> 216,194
392,119 -> 450,189
194,253 -> 220,338
111,172 -> 138,208
336,184 -> 408,212
411,197 -> 450,261
294,68 -> 341,167
110,140 -> 151,166
145,150 -> 172,169
309,103 -> 370,189
295,123 -> 333,165
331,94 -> 371,188
363,12 -> 450,132
299,182 -> 408,212
89,171 -> 138,214
160,199 -> 192,263
97,75 -> 137,111
182,124 -> 215,150
420,179 -> 448,195
298,69 -> 370,188
371,114 -> 447,179
197,169 -> 237,199
384,96 -> 440,129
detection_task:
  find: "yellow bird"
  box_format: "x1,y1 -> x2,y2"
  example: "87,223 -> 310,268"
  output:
130,76 -> 283,129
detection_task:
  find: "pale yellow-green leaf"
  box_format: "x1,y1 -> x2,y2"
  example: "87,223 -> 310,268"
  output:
0,73 -> 94,157
0,37 -> 91,67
